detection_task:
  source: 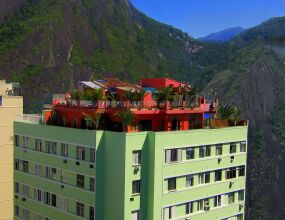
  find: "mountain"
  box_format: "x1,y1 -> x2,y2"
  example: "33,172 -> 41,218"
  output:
1,1 -> 285,219
199,27 -> 245,43
203,17 -> 285,219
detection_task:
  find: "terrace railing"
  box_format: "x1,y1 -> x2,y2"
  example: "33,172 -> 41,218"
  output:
15,114 -> 44,125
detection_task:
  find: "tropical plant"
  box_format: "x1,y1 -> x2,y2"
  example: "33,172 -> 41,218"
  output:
208,89 -> 217,105
71,91 -> 83,101
217,104 -> 235,120
123,89 -> 137,101
116,109 -> 135,132
106,92 -> 117,101
230,106 -> 241,125
82,111 -> 104,130
135,90 -> 145,101
155,86 -> 174,102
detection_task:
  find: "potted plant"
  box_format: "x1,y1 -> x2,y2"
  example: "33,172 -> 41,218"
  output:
116,109 -> 135,132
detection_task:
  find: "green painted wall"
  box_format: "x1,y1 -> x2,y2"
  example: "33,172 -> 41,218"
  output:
14,122 -> 248,220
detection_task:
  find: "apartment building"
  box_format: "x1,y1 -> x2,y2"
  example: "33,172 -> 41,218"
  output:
13,78 -> 248,220
0,80 -> 23,220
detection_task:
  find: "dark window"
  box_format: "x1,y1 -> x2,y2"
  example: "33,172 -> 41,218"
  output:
14,135 -> 19,147
90,177 -> 95,192
15,205 -> 20,217
186,175 -> 194,187
89,206 -> 95,220
205,146 -> 211,157
170,149 -> 178,162
51,194 -> 56,207
77,175 -> 85,188
61,144 -> 68,157
186,148 -> 195,160
35,139 -> 42,152
185,202 -> 193,214
23,161 -> 29,173
77,146 -> 85,160
216,145 -> 223,156
228,193 -> 235,204
240,142 -> 246,152
226,168 -> 237,179
15,159 -> 19,170
214,195 -> 221,207
165,149 -> 181,163
238,190 -> 245,201
205,172 -> 210,183
44,192 -> 50,205
215,170 -> 222,181
230,143 -> 237,154
132,180 -> 141,194
90,149 -> 95,163
168,178 -> 176,191
171,119 -> 180,131
239,166 -> 245,177
76,202 -> 84,217
199,147 -> 205,158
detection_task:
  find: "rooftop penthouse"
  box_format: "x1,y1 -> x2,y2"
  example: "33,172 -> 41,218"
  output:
26,77 -> 246,132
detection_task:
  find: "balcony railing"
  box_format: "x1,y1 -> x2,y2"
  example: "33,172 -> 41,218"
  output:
15,114 -> 44,125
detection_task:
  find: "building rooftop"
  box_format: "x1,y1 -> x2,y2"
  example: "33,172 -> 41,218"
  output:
16,77 -> 247,132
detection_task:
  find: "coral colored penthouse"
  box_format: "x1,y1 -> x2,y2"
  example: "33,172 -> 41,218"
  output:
13,77 -> 248,220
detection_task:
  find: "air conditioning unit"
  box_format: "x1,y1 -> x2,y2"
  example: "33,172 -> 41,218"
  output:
230,155 -> 235,161
229,181 -> 234,188
239,204 -> 244,211
218,158 -> 222,163
134,166 -> 140,174
204,205 -> 210,211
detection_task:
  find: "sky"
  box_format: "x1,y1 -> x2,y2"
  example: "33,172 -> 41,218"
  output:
131,0 -> 285,38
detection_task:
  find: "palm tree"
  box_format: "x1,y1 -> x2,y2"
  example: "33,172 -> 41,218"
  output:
116,109 -> 135,132
135,90 -> 145,101
155,86 -> 174,102
82,111 -> 104,130
217,104 -> 234,120
230,106 -> 241,125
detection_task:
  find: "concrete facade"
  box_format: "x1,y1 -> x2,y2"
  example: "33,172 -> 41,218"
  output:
0,80 -> 23,220
14,122 -> 247,220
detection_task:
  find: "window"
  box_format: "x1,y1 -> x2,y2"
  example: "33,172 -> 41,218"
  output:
132,151 -> 141,165
228,192 -> 235,204
132,180 -> 141,194
168,178 -> 176,191
90,177 -> 95,192
199,147 -> 205,158
226,168 -> 237,179
90,206 -> 95,220
186,148 -> 195,160
185,202 -> 193,214
240,142 -> 246,152
23,161 -> 29,173
230,143 -> 237,154
45,167 -> 56,180
76,146 -> 85,160
131,210 -> 140,220
186,175 -> 194,187
34,189 -> 43,202
15,205 -> 20,217
204,198 -> 210,210
23,209 -> 30,220
77,175 -> 85,188
59,197 -> 68,211
90,149 -> 96,163
61,143 -> 68,157
44,192 -> 51,205
238,166 -> 245,177
238,190 -> 245,201
46,141 -> 57,154
15,182 -> 19,193
51,194 -> 56,207
35,139 -> 42,152
15,159 -> 19,170
164,207 -> 176,220
35,164 -> 42,176
205,172 -> 210,183
23,185 -> 29,197
214,195 -> 221,207
197,199 -> 204,211
165,149 -> 182,163
237,214 -> 244,220
23,136 -> 29,148
205,146 -> 211,157
215,170 -> 222,181
15,135 -> 19,147
198,173 -> 204,184
76,202 -> 84,217
216,145 -> 223,156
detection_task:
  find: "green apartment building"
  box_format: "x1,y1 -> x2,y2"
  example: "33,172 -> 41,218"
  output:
13,78 -> 248,220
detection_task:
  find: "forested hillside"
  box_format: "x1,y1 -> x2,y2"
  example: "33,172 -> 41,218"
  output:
1,1 -> 285,219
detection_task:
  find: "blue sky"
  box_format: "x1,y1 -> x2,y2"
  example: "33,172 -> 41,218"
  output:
131,0 -> 285,38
